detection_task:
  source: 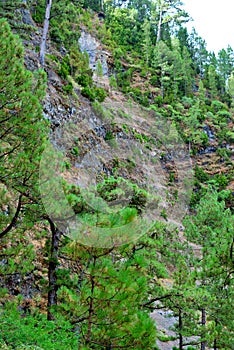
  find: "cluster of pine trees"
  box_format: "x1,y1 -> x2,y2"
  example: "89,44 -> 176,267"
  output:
0,0 -> 233,349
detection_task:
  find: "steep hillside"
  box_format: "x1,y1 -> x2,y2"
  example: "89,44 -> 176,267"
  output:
0,1 -> 234,349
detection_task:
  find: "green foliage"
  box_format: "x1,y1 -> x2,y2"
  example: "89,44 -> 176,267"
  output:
104,130 -> 114,141
76,73 -> 93,87
0,19 -> 49,236
129,88 -> 150,106
184,190 -> 234,348
62,82 -> 73,93
81,86 -> 107,102
1,1 -> 234,348
49,1 -> 81,48
210,173 -> 228,189
116,69 -> 132,90
58,55 -> 71,79
0,304 -> 77,349
211,99 -> 228,113
92,101 -> 114,121
30,0 -> 44,24
81,86 -> 96,101
195,165 -> 209,183
149,75 -> 159,87
154,95 -> 163,107
96,59 -> 103,77
71,146 -> 79,156
94,86 -> 108,102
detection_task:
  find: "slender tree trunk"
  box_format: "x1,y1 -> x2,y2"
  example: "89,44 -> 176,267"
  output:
86,257 -> 96,345
156,7 -> 163,43
39,0 -> 52,67
201,307 -> 206,350
213,319 -> 218,350
47,218 -> 61,320
100,0 -> 104,12
0,194 -> 23,239
161,67 -> 164,98
178,309 -> 183,350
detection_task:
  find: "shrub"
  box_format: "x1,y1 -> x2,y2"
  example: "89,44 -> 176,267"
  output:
71,146 -> 79,156
149,75 -> 159,87
76,73 -> 92,87
154,95 -> 163,107
195,165 -> 209,182
31,0 -> 44,24
105,131 -> 114,141
0,304 -> 77,349
181,96 -> 194,108
211,100 -> 228,113
58,56 -> 71,79
81,87 -> 96,101
113,47 -> 124,59
94,87 -> 107,102
226,130 -> 234,143
62,82 -> 73,93
212,173 -> 228,188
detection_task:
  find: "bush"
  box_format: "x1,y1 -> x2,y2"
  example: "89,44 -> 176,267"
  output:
0,304 -> 77,349
94,87 -> 107,102
62,82 -> 73,93
211,100 -> 228,113
181,96 -> 194,108
81,86 -> 96,101
195,165 -> 209,182
113,47 -> 124,59
81,86 -> 107,102
58,56 -> 71,79
76,73 -> 92,87
212,173 -> 228,189
154,95 -> 163,107
149,75 -> 159,87
105,131 -> 114,141
31,0 -> 44,24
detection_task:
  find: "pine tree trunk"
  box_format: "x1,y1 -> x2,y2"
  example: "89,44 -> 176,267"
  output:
39,0 -> 52,67
47,219 -> 61,320
201,307 -> 206,350
86,257 -> 96,344
100,0 -> 104,12
213,319 -> 218,350
178,309 -> 183,350
156,8 -> 163,43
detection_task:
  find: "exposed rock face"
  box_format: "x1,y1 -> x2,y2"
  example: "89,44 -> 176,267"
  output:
78,31 -> 109,76
21,0 -> 36,26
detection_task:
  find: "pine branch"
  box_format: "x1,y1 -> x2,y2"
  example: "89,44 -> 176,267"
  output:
0,193 -> 23,239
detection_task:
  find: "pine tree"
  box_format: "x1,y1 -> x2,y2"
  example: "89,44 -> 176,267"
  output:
217,46 -> 234,93
57,238 -> 158,348
208,64 -> 218,99
0,19 -> 48,239
153,40 -> 174,98
227,71 -> 234,105
153,0 -> 189,43
184,190 -> 234,349
142,18 -> 152,66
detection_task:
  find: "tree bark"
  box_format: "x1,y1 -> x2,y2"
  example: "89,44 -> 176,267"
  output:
86,257 -> 96,345
0,194 -> 23,239
156,7 -> 163,43
47,218 -> 61,320
214,338 -> 217,350
39,0 -> 52,67
201,307 -> 206,350
178,309 -> 183,350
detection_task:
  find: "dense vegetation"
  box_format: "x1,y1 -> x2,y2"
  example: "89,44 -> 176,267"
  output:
0,0 -> 233,349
